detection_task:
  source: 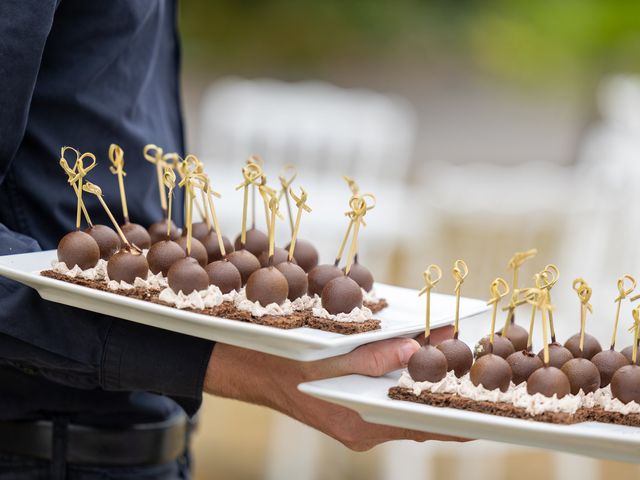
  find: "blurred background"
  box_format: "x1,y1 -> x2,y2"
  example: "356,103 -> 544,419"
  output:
178,1 -> 640,478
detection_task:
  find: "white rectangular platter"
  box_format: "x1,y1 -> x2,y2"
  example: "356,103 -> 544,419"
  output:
0,250 -> 488,361
298,372 -> 640,463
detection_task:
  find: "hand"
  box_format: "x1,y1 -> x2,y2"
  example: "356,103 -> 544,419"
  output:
204,325 -> 466,451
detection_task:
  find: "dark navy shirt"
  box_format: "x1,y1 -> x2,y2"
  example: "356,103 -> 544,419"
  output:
0,0 -> 213,425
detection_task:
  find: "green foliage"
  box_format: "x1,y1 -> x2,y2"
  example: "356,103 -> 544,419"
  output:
179,0 -> 640,85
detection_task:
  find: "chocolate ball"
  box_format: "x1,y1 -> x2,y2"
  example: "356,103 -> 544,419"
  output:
201,231 -> 234,263
475,335 -> 515,360
611,365 -> 640,404
506,350 -> 543,385
621,345 -> 640,366
307,264 -> 343,297
148,219 -> 180,244
437,338 -> 473,377
234,228 -> 268,257
226,249 -> 261,286
84,224 -> 120,260
147,240 -> 185,276
205,260 -> 242,294
191,222 -> 210,242
107,249 -> 149,284
470,354 -> 512,392
120,222 -> 151,249
561,358 -> 601,395
537,343 -> 574,369
527,366 -> 571,398
167,257 -> 209,294
285,238 -> 318,272
408,345 -> 448,383
275,261 -> 308,300
246,266 -> 289,306
591,349 -> 630,386
564,333 -> 602,360
258,247 -> 292,268
497,323 -> 529,352
345,262 -> 374,292
175,236 -> 208,267
57,230 -> 100,270
321,275 -> 363,315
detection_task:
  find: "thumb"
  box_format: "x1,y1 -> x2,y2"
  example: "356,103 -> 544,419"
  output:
324,338 -> 421,378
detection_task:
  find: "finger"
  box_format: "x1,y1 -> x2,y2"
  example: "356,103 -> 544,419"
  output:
316,337 -> 421,379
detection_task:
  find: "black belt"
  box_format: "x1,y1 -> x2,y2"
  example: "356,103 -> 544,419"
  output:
0,412 -> 190,466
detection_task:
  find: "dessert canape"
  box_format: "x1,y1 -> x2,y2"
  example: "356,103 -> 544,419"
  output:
146,167 -> 186,276
82,181 -> 149,284
506,283 -> 543,385
534,266 -> 574,369
167,157 -> 209,294
498,249 -> 538,351
144,145 -> 180,243
233,155 -> 269,257
591,275 -> 635,386
226,161 -> 263,285
56,148 -> 100,269
408,265 -> 448,382
611,306 -> 640,404
564,274 -> 604,360
109,144 -> 151,249
470,277 -> 513,392
245,187 -> 288,306
560,279 -> 600,394
526,288 -> 571,398
436,260 -> 474,377
275,186 -> 310,300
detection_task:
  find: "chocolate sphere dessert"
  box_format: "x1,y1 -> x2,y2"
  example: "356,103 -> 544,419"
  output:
234,228 -> 268,258
408,345 -> 448,383
506,350 -> 543,385
437,339 -> 473,377
167,257 -> 209,294
107,248 -> 149,284
498,322 -> 529,352
201,231 -> 234,263
611,364 -> 640,404
321,275 -> 363,315
527,366 -> 571,398
148,219 -> 180,244
147,240 -> 185,276
475,335 -> 515,360
258,247 -> 292,268
470,353 -> 512,392
621,345 -> 640,366
246,266 -> 289,306
592,349 -> 630,386
175,236 -> 208,267
561,358 -> 601,395
537,343 -> 573,369
276,261 -> 308,300
191,222 -> 210,242
345,261 -> 374,292
120,222 -> 151,249
285,238 -> 318,272
205,260 -> 242,294
564,333 -> 602,360
226,249 -> 261,286
58,231 -> 100,270
85,224 -> 120,260
307,264 -> 343,297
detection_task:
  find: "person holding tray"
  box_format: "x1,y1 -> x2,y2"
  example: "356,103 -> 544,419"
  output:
0,2 -> 459,479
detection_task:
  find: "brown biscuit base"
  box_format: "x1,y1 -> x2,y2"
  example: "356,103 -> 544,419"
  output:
40,270 -> 378,332
365,298 -> 388,314
388,387 -> 640,427
306,316 -> 381,334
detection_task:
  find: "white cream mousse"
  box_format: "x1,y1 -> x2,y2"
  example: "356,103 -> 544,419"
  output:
397,371 -> 640,416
